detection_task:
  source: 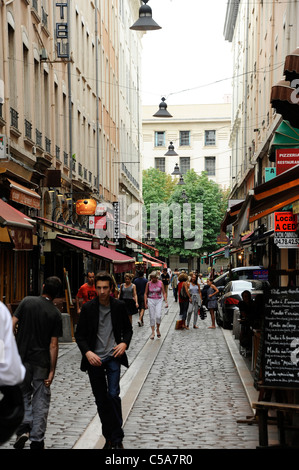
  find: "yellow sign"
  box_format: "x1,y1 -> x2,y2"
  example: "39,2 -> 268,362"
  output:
76,199 -> 97,215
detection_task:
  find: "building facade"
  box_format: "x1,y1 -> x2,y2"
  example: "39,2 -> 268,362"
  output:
0,0 -> 143,304
222,0 -> 299,286
142,103 -> 232,189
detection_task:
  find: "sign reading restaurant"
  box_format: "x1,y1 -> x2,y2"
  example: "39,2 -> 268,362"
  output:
276,148 -> 299,176
55,2 -> 69,59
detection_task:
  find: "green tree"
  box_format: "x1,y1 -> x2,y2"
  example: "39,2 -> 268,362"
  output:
142,168 -> 228,259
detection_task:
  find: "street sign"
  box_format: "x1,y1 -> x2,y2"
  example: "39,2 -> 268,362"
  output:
0,135 -> 6,159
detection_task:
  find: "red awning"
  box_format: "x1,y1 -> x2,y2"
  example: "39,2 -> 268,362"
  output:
0,199 -> 35,229
126,235 -> 159,256
141,252 -> 166,268
57,236 -> 135,273
8,178 -> 41,210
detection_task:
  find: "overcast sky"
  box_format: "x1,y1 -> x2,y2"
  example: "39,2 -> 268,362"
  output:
140,0 -> 233,106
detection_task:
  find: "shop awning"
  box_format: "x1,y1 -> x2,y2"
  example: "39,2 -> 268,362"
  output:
270,80 -> 299,129
229,165 -> 299,233
268,120 -> 299,162
0,199 -> 35,250
221,200 -> 244,232
141,251 -> 166,268
0,199 -> 35,229
7,179 -> 41,210
35,216 -> 93,238
284,46 -> 299,83
57,236 -> 135,273
126,235 -> 159,256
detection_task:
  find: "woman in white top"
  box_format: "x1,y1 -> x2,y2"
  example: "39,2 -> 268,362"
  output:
186,273 -> 203,329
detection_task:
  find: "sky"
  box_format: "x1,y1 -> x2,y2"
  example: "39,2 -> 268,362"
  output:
140,0 -> 233,106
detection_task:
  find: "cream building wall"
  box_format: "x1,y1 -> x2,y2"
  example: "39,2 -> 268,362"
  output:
224,0 -> 299,198
0,0 -> 143,227
142,103 -> 232,189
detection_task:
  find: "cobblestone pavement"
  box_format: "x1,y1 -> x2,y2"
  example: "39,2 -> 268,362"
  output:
2,293 -> 259,450
123,299 -> 259,449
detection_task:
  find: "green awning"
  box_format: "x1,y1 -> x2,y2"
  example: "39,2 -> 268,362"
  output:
269,120 -> 299,162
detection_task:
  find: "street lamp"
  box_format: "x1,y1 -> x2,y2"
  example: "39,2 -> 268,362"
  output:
130,0 -> 161,31
177,175 -> 185,185
153,97 -> 173,118
171,163 -> 181,176
165,142 -> 178,156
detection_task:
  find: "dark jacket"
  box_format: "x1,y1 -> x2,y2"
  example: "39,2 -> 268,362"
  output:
75,296 -> 133,371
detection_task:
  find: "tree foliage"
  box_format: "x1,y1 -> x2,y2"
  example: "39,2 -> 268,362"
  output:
142,168 -> 228,258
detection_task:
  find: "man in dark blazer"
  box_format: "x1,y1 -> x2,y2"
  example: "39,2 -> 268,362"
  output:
75,271 -> 133,449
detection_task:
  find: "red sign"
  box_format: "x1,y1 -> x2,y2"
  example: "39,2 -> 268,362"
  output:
89,215 -> 107,230
276,148 -> 299,176
274,212 -> 298,232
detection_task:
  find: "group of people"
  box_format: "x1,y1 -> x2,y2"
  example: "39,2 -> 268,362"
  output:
170,269 -> 219,330
0,264 -> 221,450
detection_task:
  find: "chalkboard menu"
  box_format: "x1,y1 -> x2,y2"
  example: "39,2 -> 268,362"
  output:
262,288 -> 299,388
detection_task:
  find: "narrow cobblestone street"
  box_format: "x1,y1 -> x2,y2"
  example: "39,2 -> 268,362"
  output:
2,294 -> 261,450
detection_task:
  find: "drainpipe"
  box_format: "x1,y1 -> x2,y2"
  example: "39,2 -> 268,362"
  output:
67,0 -> 73,218
243,0 -> 249,193
95,0 -> 100,198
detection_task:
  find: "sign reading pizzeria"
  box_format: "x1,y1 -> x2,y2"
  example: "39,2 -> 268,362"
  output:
276,148 -> 299,176
274,212 -> 298,232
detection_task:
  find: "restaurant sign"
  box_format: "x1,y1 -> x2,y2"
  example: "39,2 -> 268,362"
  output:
276,148 -> 299,176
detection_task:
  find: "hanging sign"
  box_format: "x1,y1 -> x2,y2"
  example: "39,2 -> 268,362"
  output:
55,2 -> 69,59
89,215 -> 106,230
113,201 -> 120,243
76,199 -> 97,215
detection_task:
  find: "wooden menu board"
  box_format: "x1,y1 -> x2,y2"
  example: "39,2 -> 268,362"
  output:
262,288 -> 299,388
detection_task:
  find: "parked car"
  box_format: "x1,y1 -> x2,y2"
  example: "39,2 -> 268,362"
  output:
216,279 -> 270,329
213,266 -> 268,292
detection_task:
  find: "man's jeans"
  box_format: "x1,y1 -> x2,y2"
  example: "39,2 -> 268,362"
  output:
17,363 -> 51,445
87,357 -> 123,444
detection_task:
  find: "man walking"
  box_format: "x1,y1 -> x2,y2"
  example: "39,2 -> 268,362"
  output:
12,277 -> 63,449
75,271 -> 133,449
76,271 -> 97,314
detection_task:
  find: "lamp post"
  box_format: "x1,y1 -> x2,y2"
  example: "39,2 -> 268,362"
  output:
130,0 -> 161,31
165,142 -> 178,156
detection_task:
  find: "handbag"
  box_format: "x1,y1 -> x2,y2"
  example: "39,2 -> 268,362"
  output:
175,319 -> 184,330
199,305 -> 207,320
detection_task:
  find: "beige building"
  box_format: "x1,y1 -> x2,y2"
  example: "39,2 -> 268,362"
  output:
142,103 -> 232,189
0,0 -> 143,302
223,0 -> 299,284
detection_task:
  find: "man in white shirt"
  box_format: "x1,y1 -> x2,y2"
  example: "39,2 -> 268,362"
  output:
0,302 -> 25,445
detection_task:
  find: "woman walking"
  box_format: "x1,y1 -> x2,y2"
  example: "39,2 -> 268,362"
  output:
206,279 -> 219,329
178,272 -> 191,329
144,271 -> 167,339
118,273 -> 138,324
186,272 -> 203,329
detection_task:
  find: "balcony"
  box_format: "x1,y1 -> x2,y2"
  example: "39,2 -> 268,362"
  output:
63,151 -> 69,167
36,129 -> 43,149
45,137 -> 51,154
10,107 -> 21,137
24,119 -> 34,146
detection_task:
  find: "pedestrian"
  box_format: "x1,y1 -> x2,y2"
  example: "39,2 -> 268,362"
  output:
118,273 -> 138,324
171,268 -> 179,302
206,278 -> 219,329
178,272 -> 191,329
160,267 -> 170,301
238,290 -> 255,350
12,276 -> 63,449
133,271 -> 148,326
75,271 -> 133,449
186,272 -> 203,329
198,273 -> 205,290
76,271 -> 97,315
144,271 -> 168,340
0,302 -> 25,446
